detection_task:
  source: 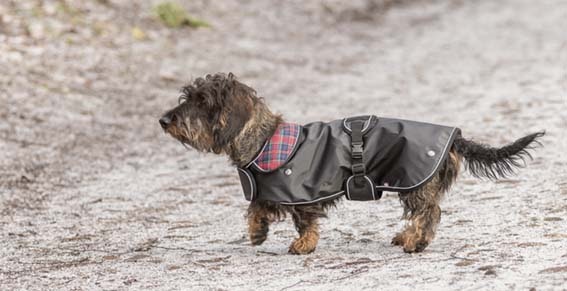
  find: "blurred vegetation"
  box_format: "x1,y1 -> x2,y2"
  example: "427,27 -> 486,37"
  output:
131,26 -> 146,40
154,2 -> 210,28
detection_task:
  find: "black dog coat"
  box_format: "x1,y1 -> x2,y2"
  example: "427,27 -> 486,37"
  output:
237,115 -> 460,205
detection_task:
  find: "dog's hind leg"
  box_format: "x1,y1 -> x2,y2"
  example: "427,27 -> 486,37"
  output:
392,177 -> 443,253
392,151 -> 460,253
288,205 -> 323,255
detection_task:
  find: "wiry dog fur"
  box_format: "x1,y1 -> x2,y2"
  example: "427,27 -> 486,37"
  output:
159,73 -> 544,254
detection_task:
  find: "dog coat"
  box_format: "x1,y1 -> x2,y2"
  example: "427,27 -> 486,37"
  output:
237,115 -> 460,205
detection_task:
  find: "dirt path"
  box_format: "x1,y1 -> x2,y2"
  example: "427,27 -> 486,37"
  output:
1,0 -> 566,290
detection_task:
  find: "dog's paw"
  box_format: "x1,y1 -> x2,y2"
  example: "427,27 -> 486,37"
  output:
249,232 -> 267,246
414,241 -> 429,253
248,218 -> 269,246
402,244 -> 426,253
392,232 -> 430,253
288,244 -> 316,255
288,238 -> 317,255
401,239 -> 429,253
391,233 -> 405,246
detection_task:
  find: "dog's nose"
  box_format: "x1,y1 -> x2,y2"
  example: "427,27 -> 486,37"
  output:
159,116 -> 172,129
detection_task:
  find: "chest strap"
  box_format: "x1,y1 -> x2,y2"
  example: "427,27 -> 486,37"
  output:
345,120 -> 380,200
351,120 -> 366,182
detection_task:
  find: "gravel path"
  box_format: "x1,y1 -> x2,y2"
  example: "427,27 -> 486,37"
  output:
1,0 -> 566,290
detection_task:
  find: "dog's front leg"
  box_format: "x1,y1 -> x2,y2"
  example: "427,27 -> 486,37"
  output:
289,207 -> 320,255
247,202 -> 274,245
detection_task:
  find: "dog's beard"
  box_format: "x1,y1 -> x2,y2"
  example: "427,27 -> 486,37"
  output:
162,125 -> 195,152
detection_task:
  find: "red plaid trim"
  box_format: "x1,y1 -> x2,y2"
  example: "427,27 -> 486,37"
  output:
252,123 -> 301,171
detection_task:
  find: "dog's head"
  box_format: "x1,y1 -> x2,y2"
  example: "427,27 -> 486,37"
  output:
159,73 -> 257,154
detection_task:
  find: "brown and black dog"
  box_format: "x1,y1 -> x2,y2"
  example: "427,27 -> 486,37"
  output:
159,73 -> 543,254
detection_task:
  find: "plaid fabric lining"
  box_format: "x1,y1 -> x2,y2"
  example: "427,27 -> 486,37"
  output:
253,123 -> 301,171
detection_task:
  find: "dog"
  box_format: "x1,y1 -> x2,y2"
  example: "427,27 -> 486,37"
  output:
159,73 -> 543,254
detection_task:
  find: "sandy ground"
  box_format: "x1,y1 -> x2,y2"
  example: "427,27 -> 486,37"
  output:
1,0 -> 566,290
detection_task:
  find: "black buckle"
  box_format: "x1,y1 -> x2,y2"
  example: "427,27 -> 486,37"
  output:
352,163 -> 365,176
352,142 -> 363,159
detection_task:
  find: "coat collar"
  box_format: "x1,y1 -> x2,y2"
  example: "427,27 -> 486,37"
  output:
245,122 -> 301,172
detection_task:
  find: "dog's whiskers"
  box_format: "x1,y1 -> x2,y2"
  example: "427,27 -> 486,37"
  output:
179,141 -> 192,151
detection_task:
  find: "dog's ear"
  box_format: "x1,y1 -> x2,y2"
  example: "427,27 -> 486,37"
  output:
211,98 -> 251,153
210,77 -> 254,153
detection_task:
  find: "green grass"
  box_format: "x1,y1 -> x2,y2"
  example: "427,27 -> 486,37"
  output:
154,2 -> 210,28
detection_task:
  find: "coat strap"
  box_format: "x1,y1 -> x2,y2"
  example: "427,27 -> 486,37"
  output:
345,120 -> 378,200
350,120 -> 366,184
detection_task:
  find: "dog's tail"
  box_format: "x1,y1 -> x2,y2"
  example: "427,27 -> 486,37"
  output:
452,131 -> 545,179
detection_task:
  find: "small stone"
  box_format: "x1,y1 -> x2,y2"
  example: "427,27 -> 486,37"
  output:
27,21 -> 46,39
